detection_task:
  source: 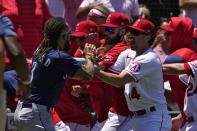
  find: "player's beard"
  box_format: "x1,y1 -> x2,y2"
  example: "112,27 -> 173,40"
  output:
105,34 -> 121,46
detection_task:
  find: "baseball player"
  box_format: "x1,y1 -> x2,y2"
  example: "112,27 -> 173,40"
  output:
0,14 -> 30,131
162,27 -> 197,131
52,20 -> 99,131
14,17 -> 95,131
160,17 -> 197,130
163,60 -> 197,131
92,19 -> 171,131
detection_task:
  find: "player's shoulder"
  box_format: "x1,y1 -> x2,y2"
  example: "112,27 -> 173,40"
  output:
136,49 -> 160,65
120,49 -> 136,58
48,50 -> 71,59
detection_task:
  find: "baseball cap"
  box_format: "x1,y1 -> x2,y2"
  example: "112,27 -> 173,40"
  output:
159,19 -> 175,32
193,28 -> 197,39
101,12 -> 129,27
128,19 -> 155,37
71,20 -> 98,37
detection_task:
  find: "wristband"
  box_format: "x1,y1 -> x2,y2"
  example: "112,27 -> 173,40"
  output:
74,57 -> 85,64
20,78 -> 31,85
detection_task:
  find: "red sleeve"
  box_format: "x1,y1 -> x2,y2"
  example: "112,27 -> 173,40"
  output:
184,63 -> 194,76
51,108 -> 61,124
100,42 -> 130,69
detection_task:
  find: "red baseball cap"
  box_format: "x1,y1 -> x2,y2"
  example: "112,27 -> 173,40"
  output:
193,28 -> 197,39
71,20 -> 98,37
160,18 -> 175,32
101,12 -> 129,27
128,19 -> 156,37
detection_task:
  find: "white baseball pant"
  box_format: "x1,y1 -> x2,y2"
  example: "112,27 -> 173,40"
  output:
181,113 -> 197,131
14,101 -> 55,131
91,120 -> 106,131
121,104 -> 171,131
54,121 -> 90,131
181,121 -> 197,131
101,111 -> 130,131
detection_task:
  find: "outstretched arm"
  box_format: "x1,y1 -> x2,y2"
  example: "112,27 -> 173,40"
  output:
162,63 -> 186,75
95,68 -> 134,87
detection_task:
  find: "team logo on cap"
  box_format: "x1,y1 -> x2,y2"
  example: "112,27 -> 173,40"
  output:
167,21 -> 172,26
76,24 -> 79,31
121,22 -> 125,26
89,28 -> 93,32
129,62 -> 140,72
133,19 -> 140,27
194,28 -> 197,33
106,14 -> 111,23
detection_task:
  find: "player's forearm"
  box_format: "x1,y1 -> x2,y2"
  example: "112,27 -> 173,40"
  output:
76,7 -> 92,19
162,63 -> 186,75
76,3 -> 97,19
4,36 -> 29,81
95,70 -> 124,88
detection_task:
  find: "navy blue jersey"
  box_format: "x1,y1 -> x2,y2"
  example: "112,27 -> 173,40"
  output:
25,49 -> 81,107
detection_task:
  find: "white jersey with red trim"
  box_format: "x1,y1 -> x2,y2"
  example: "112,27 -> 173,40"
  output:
109,49 -> 136,73
124,48 -> 167,111
184,60 -> 197,117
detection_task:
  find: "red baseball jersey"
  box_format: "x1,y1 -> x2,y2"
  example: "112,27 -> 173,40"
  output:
53,78 -> 94,125
88,41 -> 130,122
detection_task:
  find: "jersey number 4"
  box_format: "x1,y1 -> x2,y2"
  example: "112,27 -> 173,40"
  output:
129,87 -> 140,100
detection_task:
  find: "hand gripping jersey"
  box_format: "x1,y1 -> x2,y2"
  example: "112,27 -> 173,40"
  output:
184,60 -> 197,117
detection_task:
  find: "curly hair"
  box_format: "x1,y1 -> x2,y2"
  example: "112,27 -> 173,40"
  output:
35,17 -> 69,60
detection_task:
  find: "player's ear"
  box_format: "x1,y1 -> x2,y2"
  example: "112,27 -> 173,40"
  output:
119,28 -> 126,36
145,34 -> 151,43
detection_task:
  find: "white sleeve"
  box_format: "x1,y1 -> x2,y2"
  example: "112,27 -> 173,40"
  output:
189,60 -> 197,79
109,50 -> 126,73
130,0 -> 140,16
124,57 -> 157,82
79,0 -> 94,8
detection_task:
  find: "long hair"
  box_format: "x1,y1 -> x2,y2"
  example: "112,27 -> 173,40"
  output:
35,17 -> 68,60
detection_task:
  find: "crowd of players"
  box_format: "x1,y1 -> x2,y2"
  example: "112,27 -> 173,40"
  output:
0,1 -> 197,131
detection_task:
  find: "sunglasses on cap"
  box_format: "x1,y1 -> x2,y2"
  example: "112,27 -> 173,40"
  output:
104,27 -> 115,34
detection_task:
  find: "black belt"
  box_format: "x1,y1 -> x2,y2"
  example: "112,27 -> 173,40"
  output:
130,106 -> 156,117
22,103 -> 52,112
187,116 -> 194,123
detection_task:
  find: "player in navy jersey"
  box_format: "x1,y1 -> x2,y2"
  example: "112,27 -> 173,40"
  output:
14,17 -> 95,131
